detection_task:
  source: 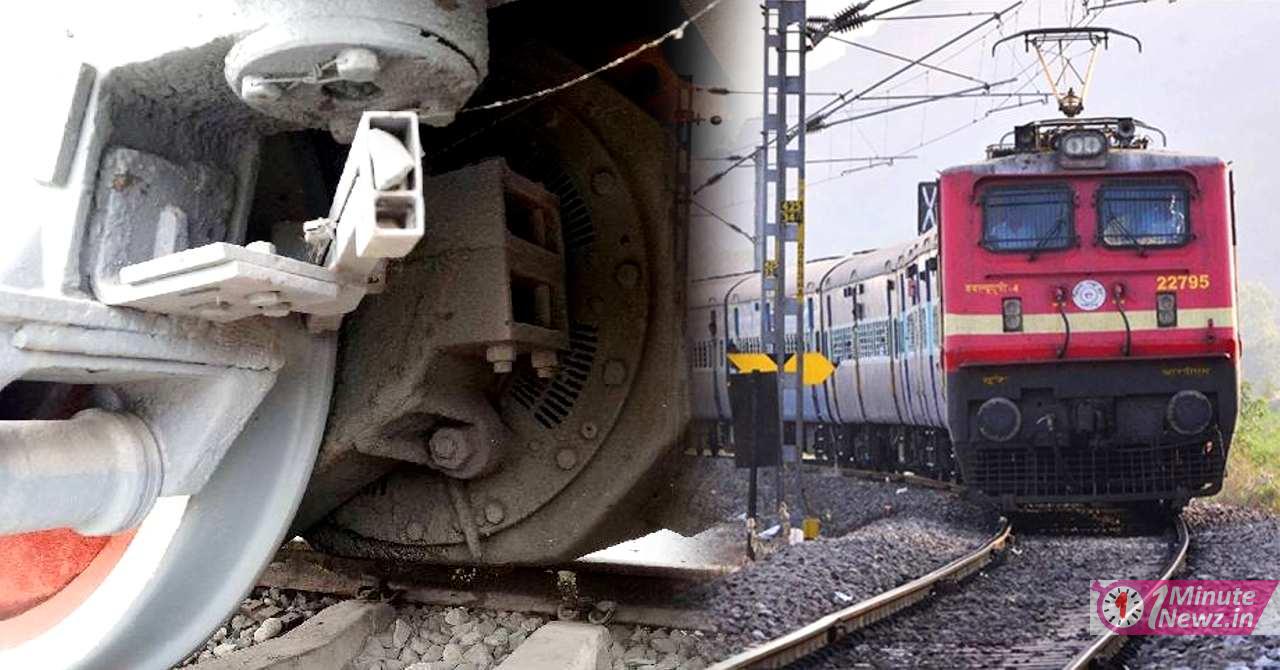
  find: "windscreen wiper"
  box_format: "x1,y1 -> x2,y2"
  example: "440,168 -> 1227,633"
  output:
1028,218 -> 1066,260
1104,216 -> 1148,257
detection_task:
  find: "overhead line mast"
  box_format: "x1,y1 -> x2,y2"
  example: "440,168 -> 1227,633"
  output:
755,0 -> 812,535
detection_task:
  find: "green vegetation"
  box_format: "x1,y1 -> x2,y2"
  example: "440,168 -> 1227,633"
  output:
1221,386 -> 1280,512
1220,282 -> 1280,511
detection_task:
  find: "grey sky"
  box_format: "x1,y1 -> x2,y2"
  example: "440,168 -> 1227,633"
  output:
689,0 -> 1280,291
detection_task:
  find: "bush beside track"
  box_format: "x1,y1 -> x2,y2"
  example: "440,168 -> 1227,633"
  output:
1221,386 -> 1280,513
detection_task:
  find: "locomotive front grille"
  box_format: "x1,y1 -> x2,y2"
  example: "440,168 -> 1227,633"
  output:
965,440 -> 1227,501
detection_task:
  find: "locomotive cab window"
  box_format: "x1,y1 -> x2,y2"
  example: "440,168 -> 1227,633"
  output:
980,185 -> 1075,253
1097,181 -> 1190,248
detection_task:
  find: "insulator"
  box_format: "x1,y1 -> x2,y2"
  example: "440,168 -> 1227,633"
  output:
828,0 -> 874,34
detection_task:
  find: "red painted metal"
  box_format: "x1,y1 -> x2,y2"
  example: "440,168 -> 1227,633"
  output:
0,529 -> 133,647
939,161 -> 1238,372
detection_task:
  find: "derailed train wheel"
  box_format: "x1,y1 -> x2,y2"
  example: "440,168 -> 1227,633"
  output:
0,326 -> 335,669
293,44 -> 688,565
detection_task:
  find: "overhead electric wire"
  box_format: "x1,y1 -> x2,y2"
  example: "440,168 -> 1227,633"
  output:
982,0 -> 1100,116
697,86 -> 1049,100
458,0 -> 723,113
825,35 -> 990,85
804,2 -> 1022,131
873,10 -> 1010,21
693,1 -> 1023,195
433,0 -> 724,160
839,158 -> 905,175
696,154 -> 917,164
805,154 -> 917,165
814,78 -> 1018,131
692,200 -> 755,243
1085,0 -> 1171,12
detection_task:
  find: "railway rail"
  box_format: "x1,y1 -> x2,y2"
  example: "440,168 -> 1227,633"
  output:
708,512 -> 1190,670
1066,515 -> 1191,669
707,518 -> 1012,670
219,460 -> 1199,670
256,541 -> 720,633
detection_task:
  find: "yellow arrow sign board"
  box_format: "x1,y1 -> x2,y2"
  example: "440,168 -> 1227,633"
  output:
727,353 -> 778,374
728,352 -> 835,386
783,352 -> 837,386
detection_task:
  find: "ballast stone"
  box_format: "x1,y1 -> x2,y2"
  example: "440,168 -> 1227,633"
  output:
495,621 -> 611,670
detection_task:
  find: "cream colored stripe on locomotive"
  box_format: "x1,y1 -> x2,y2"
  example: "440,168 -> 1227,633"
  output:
943,307 -> 1236,336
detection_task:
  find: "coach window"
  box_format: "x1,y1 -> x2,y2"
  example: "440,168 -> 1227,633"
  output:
981,184 -> 1075,252
1097,181 -> 1190,248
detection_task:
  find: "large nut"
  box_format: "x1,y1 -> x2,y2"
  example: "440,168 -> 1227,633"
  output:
486,344 -> 516,374
531,350 -> 559,379
429,428 -> 472,470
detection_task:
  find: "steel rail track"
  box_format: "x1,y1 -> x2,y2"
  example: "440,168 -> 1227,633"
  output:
257,544 -> 717,631
707,517 -> 1013,670
1064,514 -> 1190,669
835,466 -> 967,494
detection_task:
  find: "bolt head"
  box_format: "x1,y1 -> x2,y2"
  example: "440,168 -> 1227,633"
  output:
555,448 -> 578,470
487,344 -> 516,374
591,169 -> 616,195
615,262 -> 640,289
429,428 -> 472,469
483,501 -> 505,525
431,434 -> 458,459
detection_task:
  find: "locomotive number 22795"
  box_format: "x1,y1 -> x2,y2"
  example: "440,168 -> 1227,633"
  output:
1156,274 -> 1211,291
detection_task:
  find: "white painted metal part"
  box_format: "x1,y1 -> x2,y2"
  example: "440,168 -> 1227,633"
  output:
0,1 -> 493,665
103,111 -> 426,331
0,409 -> 163,536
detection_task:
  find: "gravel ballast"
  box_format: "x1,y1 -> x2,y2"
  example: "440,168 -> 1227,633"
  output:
181,463 -> 1001,669
176,587 -> 336,666
680,515 -> 993,659
654,457 -> 996,537
343,468 -> 1000,669
1125,503 -> 1280,669
350,605 -> 720,670
793,520 -> 1178,668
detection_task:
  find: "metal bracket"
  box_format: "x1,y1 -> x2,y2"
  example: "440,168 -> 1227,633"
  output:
103,111 -> 425,332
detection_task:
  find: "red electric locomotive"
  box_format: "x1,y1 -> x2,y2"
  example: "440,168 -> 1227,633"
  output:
940,117 -> 1240,508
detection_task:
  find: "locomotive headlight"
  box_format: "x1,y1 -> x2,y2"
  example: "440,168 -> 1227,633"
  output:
1157,291 -> 1178,328
1168,390 -> 1213,436
1058,130 -> 1107,159
977,397 -> 1022,443
1002,298 -> 1023,332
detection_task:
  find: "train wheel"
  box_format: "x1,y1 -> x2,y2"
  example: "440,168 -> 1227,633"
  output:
291,43 -> 687,565
0,327 -> 335,669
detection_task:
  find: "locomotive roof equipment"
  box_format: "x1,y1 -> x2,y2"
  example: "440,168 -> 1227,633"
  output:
993,27 -> 1142,118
